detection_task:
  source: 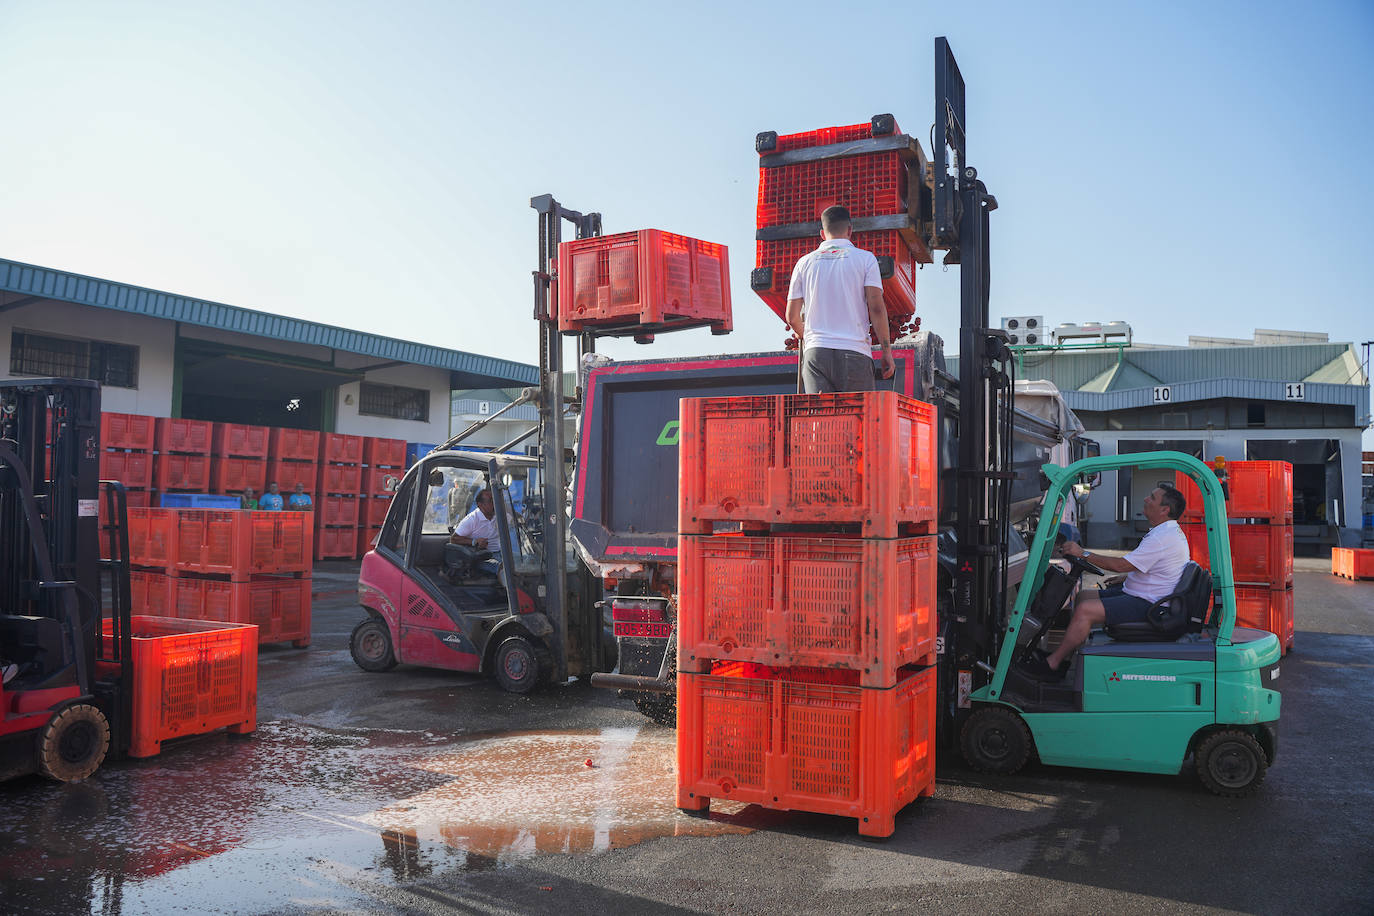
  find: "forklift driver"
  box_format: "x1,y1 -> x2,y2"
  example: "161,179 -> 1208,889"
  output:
449,488 -> 502,580
1031,484 -> 1190,678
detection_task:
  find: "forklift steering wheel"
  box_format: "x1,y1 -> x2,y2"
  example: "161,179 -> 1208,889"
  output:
1064,553 -> 1106,579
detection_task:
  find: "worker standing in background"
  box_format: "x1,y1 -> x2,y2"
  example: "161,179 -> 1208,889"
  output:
259,482 -> 284,511
240,486 -> 258,510
288,482 -> 313,511
785,205 -> 895,393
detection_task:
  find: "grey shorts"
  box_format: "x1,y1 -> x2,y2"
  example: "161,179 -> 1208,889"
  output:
801,347 -> 876,394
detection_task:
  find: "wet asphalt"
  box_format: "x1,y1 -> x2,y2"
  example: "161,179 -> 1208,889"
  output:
0,558 -> 1371,915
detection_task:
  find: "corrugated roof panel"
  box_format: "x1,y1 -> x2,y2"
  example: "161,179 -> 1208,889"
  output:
0,256 -> 538,386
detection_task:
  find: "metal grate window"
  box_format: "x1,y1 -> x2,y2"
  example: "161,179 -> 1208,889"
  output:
9,331 -> 139,388
359,381 -> 429,422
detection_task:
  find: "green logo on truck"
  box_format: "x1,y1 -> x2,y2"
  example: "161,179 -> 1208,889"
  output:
656,421 -> 680,446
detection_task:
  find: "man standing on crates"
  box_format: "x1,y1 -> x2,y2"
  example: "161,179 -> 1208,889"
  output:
785,205 -> 894,393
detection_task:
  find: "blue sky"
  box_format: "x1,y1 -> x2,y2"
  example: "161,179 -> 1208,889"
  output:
2,1 -> 1370,407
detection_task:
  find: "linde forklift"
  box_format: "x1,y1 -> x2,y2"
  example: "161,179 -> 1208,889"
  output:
0,378 -> 133,782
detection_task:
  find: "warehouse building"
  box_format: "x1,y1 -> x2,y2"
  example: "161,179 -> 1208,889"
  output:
991,327 -> 1370,552
0,257 -> 537,446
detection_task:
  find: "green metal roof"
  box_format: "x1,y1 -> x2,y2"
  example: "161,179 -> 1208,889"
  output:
0,257 -> 537,387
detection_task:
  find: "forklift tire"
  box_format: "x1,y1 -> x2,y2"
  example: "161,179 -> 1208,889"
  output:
494,635 -> 543,694
350,618 -> 398,672
1195,729 -> 1267,797
960,706 -> 1032,775
38,704 -> 110,783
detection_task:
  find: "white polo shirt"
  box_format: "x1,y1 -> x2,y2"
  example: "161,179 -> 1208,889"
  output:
788,238 -> 882,356
1121,519 -> 1189,603
455,508 -> 501,555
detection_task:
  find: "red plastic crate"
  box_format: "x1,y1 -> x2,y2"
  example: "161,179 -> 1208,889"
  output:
1332,547 -> 1374,580
100,450 -> 154,490
1234,584 -> 1294,654
267,459 -> 317,494
361,465 -> 403,498
755,230 -> 917,333
100,616 -> 256,758
130,570 -> 174,616
767,120 -> 896,155
169,576 -> 311,648
363,496 -> 392,527
1181,522 -> 1293,587
557,230 -> 732,334
357,526 -> 382,556
319,433 -> 364,465
758,151 -> 908,228
314,525 -> 357,560
100,412 -> 156,451
154,454 -> 212,491
171,509 -> 313,578
1176,461 -> 1293,522
211,423 -> 269,459
268,428 -> 321,463
319,462 -> 362,495
210,457 -> 267,495
676,664 -> 935,838
678,535 -> 936,686
98,489 -> 152,555
154,417 -> 213,455
318,495 -> 359,527
127,508 -> 178,568
679,392 -> 937,537
363,437 -> 406,468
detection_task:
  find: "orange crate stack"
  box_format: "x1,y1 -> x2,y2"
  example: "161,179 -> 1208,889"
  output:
1176,461 -> 1293,522
360,438 -> 404,558
1332,547 -> 1374,580
99,616 -> 257,758
169,576 -> 311,648
317,434 -> 364,560
155,417 -> 213,456
677,535 -> 936,686
676,391 -> 938,837
679,391 -> 937,538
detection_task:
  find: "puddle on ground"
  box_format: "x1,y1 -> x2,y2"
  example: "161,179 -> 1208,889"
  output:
0,722 -> 759,915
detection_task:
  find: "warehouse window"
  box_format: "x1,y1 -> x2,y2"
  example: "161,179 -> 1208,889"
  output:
9,331 -> 139,388
359,382 -> 429,422
1246,402 -> 1266,427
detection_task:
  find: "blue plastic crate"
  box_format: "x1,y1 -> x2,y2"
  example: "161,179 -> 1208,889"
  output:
405,442 -> 439,468
158,492 -> 241,509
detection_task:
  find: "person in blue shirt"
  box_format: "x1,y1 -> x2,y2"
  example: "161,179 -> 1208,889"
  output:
288,482 -> 313,511
259,482 -> 285,511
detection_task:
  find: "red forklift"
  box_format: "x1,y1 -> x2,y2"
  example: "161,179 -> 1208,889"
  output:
1,377 -> 133,782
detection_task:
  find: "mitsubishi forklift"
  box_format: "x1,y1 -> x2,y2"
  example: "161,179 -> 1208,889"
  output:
0,377 -> 133,782
960,452 -> 1282,795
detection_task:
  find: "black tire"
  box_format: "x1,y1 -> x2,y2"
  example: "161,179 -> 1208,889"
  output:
350,617 -> 397,672
960,706 -> 1032,775
1195,729 -> 1267,797
38,704 -> 110,783
493,635 -> 543,694
633,694 -> 677,727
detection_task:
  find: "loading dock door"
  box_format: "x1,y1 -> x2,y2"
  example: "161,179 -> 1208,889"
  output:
178,341 -> 362,429
1247,439 -> 1343,527
1116,440 -> 1204,526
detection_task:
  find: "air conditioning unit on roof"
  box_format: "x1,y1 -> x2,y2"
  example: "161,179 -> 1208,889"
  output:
1054,321 -> 1132,344
1001,315 -> 1044,346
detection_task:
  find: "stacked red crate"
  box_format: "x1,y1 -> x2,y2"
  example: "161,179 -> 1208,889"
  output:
99,413 -> 155,505
1331,547 -> 1374,580
675,391 -> 937,837
210,423 -> 269,499
316,433 -> 363,560
359,437 -> 405,558
753,117 -> 932,345
1177,460 -> 1294,653
268,428 -> 320,508
125,507 -> 313,648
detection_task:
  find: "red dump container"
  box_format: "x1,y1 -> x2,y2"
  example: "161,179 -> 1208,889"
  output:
100,450 -> 154,490
677,663 -> 935,838
267,460 -> 317,494
314,525 -> 357,560
169,576 -> 311,648
101,616 -> 257,758
211,457 -> 267,495
318,495 -> 359,528
155,454 -> 211,492
1176,461 -> 1293,522
268,428 -> 321,463
678,535 -> 936,686
155,417 -> 213,455
765,120 -> 891,155
758,150 -> 909,228
1332,547 -> 1374,580
1234,585 -> 1294,654
363,437 -> 406,468
172,509 -> 312,578
1181,522 -> 1293,587
361,466 -> 402,498
754,230 -> 918,335
127,508 -> 178,568
319,433 -> 363,465
130,570 -> 174,616
679,392 -> 937,538
318,462 -> 362,495
100,412 -> 156,451
212,423 -> 269,459
363,497 -> 392,527
557,230 -> 732,335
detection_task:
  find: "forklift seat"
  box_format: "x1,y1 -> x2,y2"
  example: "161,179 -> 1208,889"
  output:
1104,562 -> 1212,643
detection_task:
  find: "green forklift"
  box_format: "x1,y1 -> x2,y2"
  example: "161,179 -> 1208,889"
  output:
960,452 -> 1282,796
